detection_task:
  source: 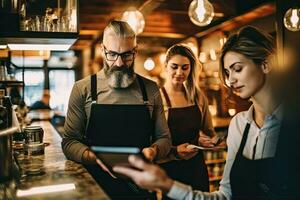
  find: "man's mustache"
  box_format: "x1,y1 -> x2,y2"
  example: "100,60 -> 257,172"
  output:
110,65 -> 128,72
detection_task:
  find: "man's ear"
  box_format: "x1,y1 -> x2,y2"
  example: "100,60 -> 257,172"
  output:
261,61 -> 271,73
100,44 -> 105,57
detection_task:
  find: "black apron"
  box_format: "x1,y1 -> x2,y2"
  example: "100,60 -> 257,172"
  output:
160,87 -> 209,194
230,123 -> 293,200
84,74 -> 155,200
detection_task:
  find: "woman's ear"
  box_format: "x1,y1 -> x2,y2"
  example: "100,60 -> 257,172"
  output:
261,61 -> 271,73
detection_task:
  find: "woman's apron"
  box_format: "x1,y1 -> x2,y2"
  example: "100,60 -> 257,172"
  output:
230,123 -> 292,200
160,87 -> 209,192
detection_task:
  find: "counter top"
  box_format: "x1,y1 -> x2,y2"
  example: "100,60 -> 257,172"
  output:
14,121 -> 110,200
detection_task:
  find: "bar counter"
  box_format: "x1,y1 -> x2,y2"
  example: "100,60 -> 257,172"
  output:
14,121 -> 110,200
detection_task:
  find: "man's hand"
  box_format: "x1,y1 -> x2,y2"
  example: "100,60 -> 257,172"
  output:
82,149 -> 116,178
96,159 -> 117,179
113,155 -> 174,193
82,149 -> 97,164
176,143 -> 198,160
142,146 -> 157,162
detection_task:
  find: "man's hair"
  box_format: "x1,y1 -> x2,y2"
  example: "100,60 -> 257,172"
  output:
103,20 -> 136,43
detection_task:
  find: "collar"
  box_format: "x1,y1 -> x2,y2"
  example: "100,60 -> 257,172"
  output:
245,103 -> 283,123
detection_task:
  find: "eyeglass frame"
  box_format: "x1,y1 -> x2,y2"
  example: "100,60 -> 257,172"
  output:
103,45 -> 137,62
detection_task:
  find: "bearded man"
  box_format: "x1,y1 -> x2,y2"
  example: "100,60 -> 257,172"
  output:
62,20 -> 171,199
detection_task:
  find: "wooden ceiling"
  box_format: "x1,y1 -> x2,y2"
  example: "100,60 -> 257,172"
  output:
73,0 -> 276,52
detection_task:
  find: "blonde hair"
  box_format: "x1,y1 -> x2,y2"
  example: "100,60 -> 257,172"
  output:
219,26 -> 275,88
103,20 -> 136,43
165,44 -> 201,103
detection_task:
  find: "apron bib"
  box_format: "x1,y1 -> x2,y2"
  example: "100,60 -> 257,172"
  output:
84,74 -> 155,199
160,87 -> 209,193
230,123 -> 292,200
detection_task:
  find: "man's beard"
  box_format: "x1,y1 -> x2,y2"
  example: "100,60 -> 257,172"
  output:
103,61 -> 136,88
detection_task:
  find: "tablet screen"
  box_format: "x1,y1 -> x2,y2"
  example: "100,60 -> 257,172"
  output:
91,146 -> 143,169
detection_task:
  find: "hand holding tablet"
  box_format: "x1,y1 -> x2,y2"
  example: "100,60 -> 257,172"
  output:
91,146 -> 148,179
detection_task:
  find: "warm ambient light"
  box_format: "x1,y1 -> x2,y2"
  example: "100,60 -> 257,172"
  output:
0,45 -> 7,49
121,8 -> 145,35
188,0 -> 214,26
17,183 -> 76,197
7,44 -> 72,51
284,8 -> 300,32
144,58 -> 155,71
228,108 -> 236,116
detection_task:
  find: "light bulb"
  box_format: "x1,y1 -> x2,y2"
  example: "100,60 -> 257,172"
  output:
284,8 -> 300,32
121,8 -> 145,35
144,58 -> 155,71
188,0 -> 214,26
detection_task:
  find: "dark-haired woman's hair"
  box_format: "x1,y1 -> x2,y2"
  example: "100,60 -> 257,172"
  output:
219,26 -> 276,88
165,44 -> 201,103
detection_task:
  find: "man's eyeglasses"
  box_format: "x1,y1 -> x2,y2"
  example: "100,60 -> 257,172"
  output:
103,46 -> 137,62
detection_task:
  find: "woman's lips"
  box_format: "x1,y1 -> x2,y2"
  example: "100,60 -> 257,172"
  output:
234,86 -> 244,92
174,76 -> 184,81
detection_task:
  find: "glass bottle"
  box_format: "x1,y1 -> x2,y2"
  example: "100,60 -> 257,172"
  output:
0,98 -> 8,130
19,0 -> 27,31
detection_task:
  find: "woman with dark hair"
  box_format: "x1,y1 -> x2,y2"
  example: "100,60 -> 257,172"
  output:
113,26 -> 289,200
158,44 -> 219,194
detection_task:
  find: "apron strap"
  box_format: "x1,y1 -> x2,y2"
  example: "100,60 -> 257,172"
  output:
237,123 -> 251,155
161,87 -> 172,107
91,74 -> 97,103
137,75 -> 149,104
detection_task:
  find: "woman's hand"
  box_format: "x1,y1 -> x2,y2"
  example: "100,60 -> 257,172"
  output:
198,131 -> 216,147
198,131 -> 227,148
113,155 -> 174,193
176,143 -> 198,160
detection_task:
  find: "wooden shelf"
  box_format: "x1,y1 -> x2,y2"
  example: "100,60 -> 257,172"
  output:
212,117 -> 231,129
209,176 -> 223,182
205,158 -> 226,165
0,80 -> 23,86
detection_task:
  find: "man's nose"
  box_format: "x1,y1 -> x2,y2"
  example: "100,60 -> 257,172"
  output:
115,55 -> 124,66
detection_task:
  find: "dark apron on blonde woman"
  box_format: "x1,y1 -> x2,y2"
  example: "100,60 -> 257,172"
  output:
160,87 -> 209,193
84,74 -> 155,200
230,123 -> 292,200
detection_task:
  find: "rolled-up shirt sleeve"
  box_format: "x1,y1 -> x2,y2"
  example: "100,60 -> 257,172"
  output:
62,82 -> 89,163
167,181 -> 227,200
151,88 -> 172,159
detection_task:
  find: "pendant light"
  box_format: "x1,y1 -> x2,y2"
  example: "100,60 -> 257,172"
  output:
188,0 -> 214,26
284,7 -> 300,32
121,8 -> 145,35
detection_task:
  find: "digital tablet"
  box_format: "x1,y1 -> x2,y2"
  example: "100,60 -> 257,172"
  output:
91,146 -> 146,170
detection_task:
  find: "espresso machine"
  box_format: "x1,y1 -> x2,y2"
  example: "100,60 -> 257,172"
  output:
0,89 -> 20,199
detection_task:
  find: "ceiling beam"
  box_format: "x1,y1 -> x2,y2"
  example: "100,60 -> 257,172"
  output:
195,2 -> 276,38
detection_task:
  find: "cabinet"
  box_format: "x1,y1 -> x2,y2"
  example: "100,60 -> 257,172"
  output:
205,116 -> 230,192
0,59 -> 24,100
204,148 -> 227,192
0,0 -> 78,50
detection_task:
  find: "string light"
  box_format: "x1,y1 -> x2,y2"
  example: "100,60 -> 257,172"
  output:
284,8 -> 300,32
188,0 -> 214,26
121,8 -> 145,34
